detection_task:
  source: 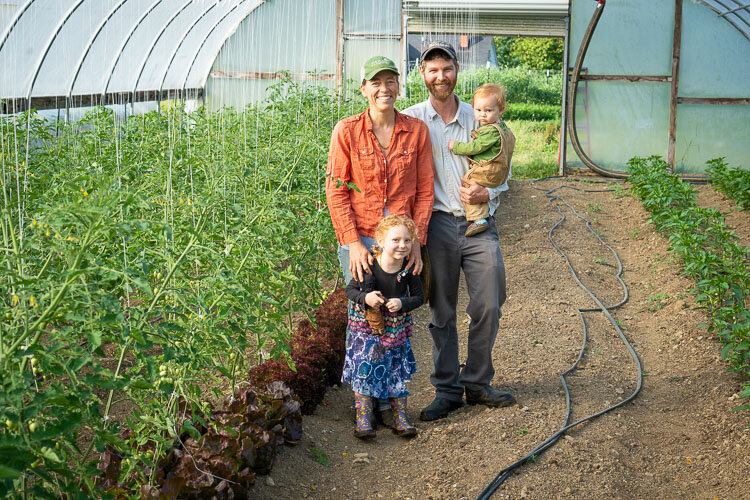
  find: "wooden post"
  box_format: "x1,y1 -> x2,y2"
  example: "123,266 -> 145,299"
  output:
335,0 -> 344,94
667,0 -> 683,171
559,15 -> 570,176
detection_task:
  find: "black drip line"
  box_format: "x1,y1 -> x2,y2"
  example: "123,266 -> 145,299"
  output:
476,177 -> 643,500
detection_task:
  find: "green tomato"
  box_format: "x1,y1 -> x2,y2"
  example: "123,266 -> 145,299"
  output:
30,357 -> 38,367
4,419 -> 12,429
28,421 -> 38,432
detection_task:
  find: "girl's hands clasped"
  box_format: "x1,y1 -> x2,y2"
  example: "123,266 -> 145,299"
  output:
364,292 -> 401,312
385,298 -> 402,312
365,291 -> 385,308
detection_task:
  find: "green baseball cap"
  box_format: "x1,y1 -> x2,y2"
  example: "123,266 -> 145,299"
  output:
361,56 -> 399,81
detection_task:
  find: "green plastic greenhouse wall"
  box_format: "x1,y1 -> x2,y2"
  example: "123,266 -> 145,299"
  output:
566,0 -> 750,173
675,1 -> 750,170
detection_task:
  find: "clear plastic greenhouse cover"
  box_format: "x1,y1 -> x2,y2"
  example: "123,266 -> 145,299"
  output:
0,0 -> 571,113
0,0 -> 264,106
566,0 -> 750,173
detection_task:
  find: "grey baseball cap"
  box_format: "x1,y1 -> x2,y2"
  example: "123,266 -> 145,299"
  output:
420,41 -> 458,62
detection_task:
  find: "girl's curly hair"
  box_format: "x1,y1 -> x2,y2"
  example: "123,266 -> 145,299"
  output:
371,214 -> 419,257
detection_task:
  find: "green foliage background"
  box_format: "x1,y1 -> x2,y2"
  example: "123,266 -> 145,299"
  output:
494,36 -> 564,69
0,81 -> 343,496
404,66 -> 562,107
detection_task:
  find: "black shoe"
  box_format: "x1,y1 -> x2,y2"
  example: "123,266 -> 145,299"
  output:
465,386 -> 515,408
419,397 -> 464,421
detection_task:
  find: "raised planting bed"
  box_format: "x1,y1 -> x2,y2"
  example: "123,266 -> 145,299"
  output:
628,156 -> 750,412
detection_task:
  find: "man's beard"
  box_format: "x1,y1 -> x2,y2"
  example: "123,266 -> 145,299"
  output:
426,80 -> 455,101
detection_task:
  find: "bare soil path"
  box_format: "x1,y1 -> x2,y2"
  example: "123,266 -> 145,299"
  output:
252,178 -> 750,500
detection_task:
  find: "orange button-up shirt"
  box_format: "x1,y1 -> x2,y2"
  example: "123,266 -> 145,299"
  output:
326,109 -> 434,246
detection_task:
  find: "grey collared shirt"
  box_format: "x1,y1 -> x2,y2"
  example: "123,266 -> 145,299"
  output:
402,95 -> 510,216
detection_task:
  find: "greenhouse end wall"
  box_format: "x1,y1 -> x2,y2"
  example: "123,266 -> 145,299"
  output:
205,0 -> 403,111
566,0 -> 750,173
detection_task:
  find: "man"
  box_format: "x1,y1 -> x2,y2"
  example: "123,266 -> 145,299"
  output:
402,41 -> 515,421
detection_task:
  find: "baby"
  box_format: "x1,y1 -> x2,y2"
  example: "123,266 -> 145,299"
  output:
449,83 -> 516,236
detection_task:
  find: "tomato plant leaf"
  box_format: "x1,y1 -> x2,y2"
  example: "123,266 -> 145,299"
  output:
0,464 -> 22,479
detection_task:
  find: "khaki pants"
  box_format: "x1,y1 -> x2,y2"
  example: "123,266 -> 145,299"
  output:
463,157 -> 510,221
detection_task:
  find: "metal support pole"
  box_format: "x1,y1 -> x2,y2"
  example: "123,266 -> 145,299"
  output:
335,0 -> 344,93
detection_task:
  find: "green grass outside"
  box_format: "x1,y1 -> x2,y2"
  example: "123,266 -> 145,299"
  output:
505,119 -> 561,179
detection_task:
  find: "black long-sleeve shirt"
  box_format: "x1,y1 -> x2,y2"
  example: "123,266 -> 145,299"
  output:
345,258 -> 424,314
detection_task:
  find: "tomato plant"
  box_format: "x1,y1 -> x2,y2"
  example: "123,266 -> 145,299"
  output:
0,80 -> 350,496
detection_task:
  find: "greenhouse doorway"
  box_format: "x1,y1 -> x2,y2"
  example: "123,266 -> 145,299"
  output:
402,0 -> 571,174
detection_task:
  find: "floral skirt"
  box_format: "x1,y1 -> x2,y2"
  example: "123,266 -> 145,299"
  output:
341,302 -> 417,399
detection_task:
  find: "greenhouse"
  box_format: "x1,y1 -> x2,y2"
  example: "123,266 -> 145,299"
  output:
1,1 -> 749,498
2,0 -> 748,172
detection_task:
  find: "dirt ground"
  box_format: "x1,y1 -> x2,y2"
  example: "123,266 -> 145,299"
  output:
250,177 -> 750,500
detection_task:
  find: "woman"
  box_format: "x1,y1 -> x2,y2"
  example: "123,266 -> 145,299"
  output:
325,56 -> 434,427
326,56 -> 434,284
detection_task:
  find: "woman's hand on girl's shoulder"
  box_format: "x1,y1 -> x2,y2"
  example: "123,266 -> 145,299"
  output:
349,240 -> 374,282
406,242 -> 422,275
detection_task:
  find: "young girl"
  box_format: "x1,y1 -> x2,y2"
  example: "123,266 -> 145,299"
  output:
343,214 -> 424,439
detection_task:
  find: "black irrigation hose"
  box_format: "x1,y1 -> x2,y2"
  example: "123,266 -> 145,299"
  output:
476,178 -> 643,500
567,0 -> 709,183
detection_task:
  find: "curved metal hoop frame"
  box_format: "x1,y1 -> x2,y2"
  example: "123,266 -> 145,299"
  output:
0,0 -> 285,111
